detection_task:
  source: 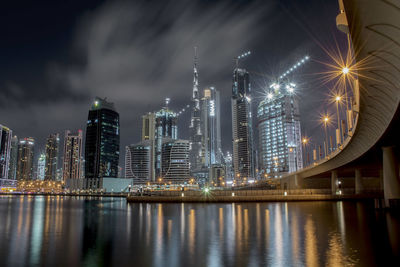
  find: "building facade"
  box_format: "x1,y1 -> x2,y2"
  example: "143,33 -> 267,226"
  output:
142,112 -> 156,181
201,86 -> 222,168
16,137 -> 35,180
63,130 -> 83,181
125,141 -> 151,184
189,48 -> 203,173
37,153 -> 46,180
8,135 -> 18,180
257,82 -> 303,178
45,133 -> 60,180
231,68 -> 255,182
85,97 -> 120,189
161,139 -> 190,183
0,125 -> 12,179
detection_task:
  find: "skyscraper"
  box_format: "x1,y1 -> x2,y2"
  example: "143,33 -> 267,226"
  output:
8,135 -> 18,180
16,137 -> 35,180
257,82 -> 303,178
161,139 -> 190,183
125,141 -> 151,184
62,130 -> 83,181
189,47 -> 203,173
201,86 -> 222,167
45,133 -> 60,180
37,153 -> 46,180
231,68 -> 255,183
85,97 -> 120,189
141,112 -> 156,181
141,103 -> 178,182
0,125 -> 12,179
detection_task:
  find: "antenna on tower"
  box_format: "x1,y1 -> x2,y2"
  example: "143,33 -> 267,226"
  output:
165,98 -> 170,108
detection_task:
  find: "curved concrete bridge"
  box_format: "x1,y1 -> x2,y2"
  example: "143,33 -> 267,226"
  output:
273,0 -> 400,207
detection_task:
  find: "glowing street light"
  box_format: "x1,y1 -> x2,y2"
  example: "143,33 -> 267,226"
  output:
322,115 -> 330,157
342,67 -> 349,74
335,95 -> 343,148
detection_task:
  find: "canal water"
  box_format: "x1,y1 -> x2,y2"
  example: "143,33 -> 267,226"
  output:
0,195 -> 398,267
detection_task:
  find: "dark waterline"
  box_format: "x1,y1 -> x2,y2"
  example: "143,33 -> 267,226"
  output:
0,196 -> 399,267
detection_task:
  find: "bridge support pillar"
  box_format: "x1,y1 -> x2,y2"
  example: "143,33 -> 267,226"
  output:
355,169 -> 364,194
294,174 -> 302,189
382,146 -> 400,208
331,170 -> 338,195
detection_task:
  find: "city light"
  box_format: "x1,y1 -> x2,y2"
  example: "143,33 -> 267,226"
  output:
342,67 -> 349,74
335,95 -> 341,102
267,93 -> 273,99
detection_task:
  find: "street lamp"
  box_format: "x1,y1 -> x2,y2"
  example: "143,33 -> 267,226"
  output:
342,67 -> 349,74
335,95 -> 342,148
323,116 -> 330,158
302,137 -> 309,166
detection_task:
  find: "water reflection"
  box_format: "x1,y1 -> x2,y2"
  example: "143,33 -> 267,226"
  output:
0,196 -> 399,267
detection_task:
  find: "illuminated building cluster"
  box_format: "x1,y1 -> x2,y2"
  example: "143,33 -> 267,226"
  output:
258,82 -> 303,178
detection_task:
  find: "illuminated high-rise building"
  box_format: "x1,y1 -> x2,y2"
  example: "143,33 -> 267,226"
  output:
141,103 -> 178,181
16,137 -> 35,180
0,125 -> 12,179
201,86 -> 222,167
37,153 -> 46,180
231,68 -> 255,182
85,97 -> 120,189
189,48 -> 203,173
8,135 -> 18,180
257,82 -> 303,178
45,133 -> 60,181
62,130 -> 83,181
161,139 -> 190,183
141,112 -> 156,181
125,141 -> 151,184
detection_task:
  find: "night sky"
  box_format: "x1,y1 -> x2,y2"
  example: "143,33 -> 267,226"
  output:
0,0 -> 346,168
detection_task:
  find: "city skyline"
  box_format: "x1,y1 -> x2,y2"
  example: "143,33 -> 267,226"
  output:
0,0 -> 347,169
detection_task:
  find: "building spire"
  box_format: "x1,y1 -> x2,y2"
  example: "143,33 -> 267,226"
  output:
192,46 -> 199,104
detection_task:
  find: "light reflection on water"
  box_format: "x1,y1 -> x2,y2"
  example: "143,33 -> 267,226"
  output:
0,196 -> 399,267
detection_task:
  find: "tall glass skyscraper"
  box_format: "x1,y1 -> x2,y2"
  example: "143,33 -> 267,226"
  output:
16,137 -> 35,180
37,153 -> 46,181
8,135 -> 18,180
201,86 -> 222,167
257,82 -> 303,178
85,97 -> 120,189
63,130 -> 83,181
189,48 -> 203,172
231,68 -> 255,183
0,125 -> 12,179
45,133 -> 60,181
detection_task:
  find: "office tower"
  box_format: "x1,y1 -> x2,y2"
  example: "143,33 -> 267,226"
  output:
189,48 -> 203,172
16,137 -> 35,180
161,139 -> 190,183
257,82 -> 303,178
85,97 -> 120,189
125,141 -> 151,184
201,86 -> 222,168
45,133 -> 60,180
231,68 -> 255,182
8,135 -> 18,180
37,153 -> 46,180
222,151 -> 234,182
141,103 -> 178,181
62,130 -> 83,181
142,112 -> 156,181
0,125 -> 12,179
155,105 -> 178,179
